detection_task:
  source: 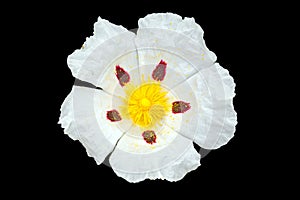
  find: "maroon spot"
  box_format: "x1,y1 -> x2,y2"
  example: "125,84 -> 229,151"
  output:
152,60 -> 167,81
142,130 -> 157,144
106,110 -> 122,122
172,101 -> 191,114
115,65 -> 130,87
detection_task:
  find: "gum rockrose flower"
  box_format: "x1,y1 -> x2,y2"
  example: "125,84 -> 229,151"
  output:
59,13 -> 237,182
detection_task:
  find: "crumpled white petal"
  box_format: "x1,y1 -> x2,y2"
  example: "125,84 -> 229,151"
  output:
67,17 -> 136,86
110,128 -> 200,182
59,86 -> 124,164
183,63 -> 237,149
138,13 -> 216,61
113,144 -> 200,183
67,17 -> 127,76
58,87 -> 79,140
135,13 -> 217,90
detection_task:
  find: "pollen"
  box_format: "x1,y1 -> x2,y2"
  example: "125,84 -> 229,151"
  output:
126,83 -> 170,127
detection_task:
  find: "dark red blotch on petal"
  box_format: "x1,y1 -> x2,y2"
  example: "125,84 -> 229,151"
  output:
172,101 -> 191,114
142,130 -> 157,144
152,60 -> 167,81
106,110 -> 122,122
115,65 -> 130,87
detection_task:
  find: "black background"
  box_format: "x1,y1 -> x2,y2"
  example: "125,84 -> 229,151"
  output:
7,0 -> 278,197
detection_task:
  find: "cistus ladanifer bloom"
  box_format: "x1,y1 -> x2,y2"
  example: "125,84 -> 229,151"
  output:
59,13 -> 237,183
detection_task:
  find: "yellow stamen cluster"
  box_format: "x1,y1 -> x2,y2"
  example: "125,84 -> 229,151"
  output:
123,83 -> 170,127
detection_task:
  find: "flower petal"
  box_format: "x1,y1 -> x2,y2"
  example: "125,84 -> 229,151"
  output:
109,125 -> 200,182
67,17 -> 137,88
59,86 -> 130,164
138,13 -> 216,61
58,87 -> 79,140
171,63 -> 237,149
135,13 -> 216,87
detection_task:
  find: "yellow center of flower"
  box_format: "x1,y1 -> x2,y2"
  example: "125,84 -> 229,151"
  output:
125,83 -> 170,127
140,98 -> 151,109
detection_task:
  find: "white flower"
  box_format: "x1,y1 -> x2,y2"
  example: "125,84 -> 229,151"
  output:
59,13 -> 237,183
